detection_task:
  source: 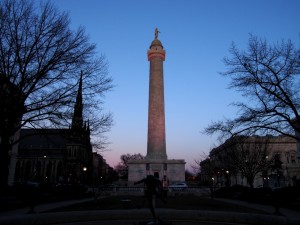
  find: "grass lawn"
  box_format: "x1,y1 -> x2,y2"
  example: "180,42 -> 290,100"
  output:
48,194 -> 267,214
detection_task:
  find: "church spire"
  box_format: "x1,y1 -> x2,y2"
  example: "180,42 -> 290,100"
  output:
71,71 -> 83,131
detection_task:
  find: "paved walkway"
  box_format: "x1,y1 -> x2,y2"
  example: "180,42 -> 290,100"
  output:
218,198 -> 300,220
0,197 -> 94,217
0,197 -> 300,225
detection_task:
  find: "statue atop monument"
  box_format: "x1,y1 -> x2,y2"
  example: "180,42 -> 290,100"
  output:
155,28 -> 160,39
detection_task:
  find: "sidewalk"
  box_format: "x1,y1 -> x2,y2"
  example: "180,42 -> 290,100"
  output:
1,197 -> 300,225
0,197 -> 93,217
216,198 -> 300,220
1,208 -> 300,225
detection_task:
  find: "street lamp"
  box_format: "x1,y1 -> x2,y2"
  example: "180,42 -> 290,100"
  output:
225,170 -> 230,186
82,167 -> 87,185
211,177 -> 215,199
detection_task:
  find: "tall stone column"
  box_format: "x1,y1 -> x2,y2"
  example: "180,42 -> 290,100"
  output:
127,29 -> 185,185
146,29 -> 167,161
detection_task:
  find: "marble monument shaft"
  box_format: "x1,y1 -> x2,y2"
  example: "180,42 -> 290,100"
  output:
146,30 -> 167,160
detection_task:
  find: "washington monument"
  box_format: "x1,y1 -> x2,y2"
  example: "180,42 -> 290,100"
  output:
128,29 -> 185,184
146,28 -> 167,161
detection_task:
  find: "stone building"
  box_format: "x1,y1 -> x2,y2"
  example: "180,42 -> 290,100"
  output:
128,29 -> 185,185
93,152 -> 115,185
200,135 -> 300,188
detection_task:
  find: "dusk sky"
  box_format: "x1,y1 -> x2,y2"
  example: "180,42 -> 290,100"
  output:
52,0 -> 300,171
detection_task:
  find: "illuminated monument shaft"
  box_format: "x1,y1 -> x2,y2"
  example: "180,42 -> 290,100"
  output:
147,30 -> 167,160
127,29 -> 185,184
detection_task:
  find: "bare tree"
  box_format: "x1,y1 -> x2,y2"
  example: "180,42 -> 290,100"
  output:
115,153 -> 145,179
205,35 -> 300,142
191,152 -> 209,175
196,156 -> 218,198
0,0 -> 113,190
211,136 -> 274,188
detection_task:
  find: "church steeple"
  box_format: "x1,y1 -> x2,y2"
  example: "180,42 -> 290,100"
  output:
71,72 -> 83,131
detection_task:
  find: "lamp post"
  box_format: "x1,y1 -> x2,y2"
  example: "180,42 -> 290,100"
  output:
226,170 -> 230,186
211,177 -> 215,199
82,167 -> 87,184
33,154 -> 47,183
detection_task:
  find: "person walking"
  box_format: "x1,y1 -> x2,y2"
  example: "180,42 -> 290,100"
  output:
134,173 -> 166,221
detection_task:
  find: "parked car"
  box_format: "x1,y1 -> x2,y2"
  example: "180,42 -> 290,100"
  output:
101,184 -> 119,191
168,182 -> 188,191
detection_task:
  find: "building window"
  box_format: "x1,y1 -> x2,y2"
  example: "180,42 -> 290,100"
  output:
291,153 -> 296,164
286,152 -> 290,164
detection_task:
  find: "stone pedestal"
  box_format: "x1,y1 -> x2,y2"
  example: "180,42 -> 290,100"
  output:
128,159 -> 185,185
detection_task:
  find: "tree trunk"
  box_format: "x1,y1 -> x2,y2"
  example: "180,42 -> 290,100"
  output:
247,176 -> 254,188
0,134 -> 10,193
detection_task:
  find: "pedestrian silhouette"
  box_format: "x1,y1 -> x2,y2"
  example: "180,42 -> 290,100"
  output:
161,175 -> 169,199
134,173 -> 166,221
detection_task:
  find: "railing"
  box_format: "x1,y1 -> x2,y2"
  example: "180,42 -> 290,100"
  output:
88,186 -> 211,196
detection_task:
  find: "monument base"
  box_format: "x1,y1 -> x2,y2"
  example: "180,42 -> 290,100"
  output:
128,159 -> 185,186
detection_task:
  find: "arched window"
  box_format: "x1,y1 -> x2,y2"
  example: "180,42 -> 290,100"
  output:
290,151 -> 296,164
24,161 -> 31,181
14,161 -> 21,183
56,162 -> 64,183
46,161 -> 52,182
286,152 -> 290,164
36,161 -> 42,181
